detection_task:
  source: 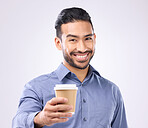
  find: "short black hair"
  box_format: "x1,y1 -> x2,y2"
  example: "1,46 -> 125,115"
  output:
55,7 -> 94,39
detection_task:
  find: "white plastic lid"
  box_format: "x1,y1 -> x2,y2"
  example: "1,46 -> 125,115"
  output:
54,84 -> 78,90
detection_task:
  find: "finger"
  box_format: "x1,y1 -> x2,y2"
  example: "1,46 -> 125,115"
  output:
49,112 -> 72,118
49,104 -> 73,112
49,97 -> 68,105
50,117 -> 69,124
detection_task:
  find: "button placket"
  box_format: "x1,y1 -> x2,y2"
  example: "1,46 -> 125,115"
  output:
83,99 -> 86,103
83,117 -> 87,121
81,85 -> 88,127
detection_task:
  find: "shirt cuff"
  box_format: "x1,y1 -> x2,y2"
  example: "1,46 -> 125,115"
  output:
27,111 -> 40,128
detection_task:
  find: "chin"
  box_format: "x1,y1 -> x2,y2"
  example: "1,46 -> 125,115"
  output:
73,63 -> 89,70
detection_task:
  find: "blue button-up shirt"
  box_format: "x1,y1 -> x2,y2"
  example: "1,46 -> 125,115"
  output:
12,64 -> 128,128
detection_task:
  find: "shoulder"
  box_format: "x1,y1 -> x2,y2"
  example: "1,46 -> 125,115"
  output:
90,65 -> 120,93
98,76 -> 122,98
30,71 -> 58,82
99,76 -> 123,102
25,71 -> 58,90
90,65 -> 119,91
98,76 -> 119,90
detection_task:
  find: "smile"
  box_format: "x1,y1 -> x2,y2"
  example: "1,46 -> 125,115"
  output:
76,54 -> 87,58
72,52 -> 89,62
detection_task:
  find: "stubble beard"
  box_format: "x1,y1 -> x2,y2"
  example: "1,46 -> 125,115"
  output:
62,50 -> 94,70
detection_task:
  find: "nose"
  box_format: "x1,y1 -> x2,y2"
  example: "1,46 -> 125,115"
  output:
77,40 -> 87,52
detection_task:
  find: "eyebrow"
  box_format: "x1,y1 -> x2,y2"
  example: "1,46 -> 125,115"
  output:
66,34 -> 78,38
66,33 -> 94,38
84,33 -> 94,37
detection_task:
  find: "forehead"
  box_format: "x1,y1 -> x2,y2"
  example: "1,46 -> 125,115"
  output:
61,21 -> 93,37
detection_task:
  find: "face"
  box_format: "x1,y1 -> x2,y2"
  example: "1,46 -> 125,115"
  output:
55,21 -> 96,70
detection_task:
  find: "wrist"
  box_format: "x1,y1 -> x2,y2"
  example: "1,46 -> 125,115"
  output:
34,112 -> 44,128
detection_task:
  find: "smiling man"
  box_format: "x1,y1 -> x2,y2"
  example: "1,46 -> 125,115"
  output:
12,7 -> 128,128
55,20 -> 96,82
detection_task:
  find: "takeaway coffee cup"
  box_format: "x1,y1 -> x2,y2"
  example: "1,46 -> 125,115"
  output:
54,84 -> 78,114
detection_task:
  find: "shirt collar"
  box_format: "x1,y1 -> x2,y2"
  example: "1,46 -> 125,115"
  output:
55,63 -> 101,81
88,65 -> 101,77
55,63 -> 71,81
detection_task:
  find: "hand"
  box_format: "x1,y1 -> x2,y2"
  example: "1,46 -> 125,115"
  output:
34,97 -> 73,127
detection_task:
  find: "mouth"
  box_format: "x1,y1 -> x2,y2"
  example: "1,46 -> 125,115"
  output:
72,52 -> 90,62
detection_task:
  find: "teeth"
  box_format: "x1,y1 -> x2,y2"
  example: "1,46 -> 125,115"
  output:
77,54 -> 87,58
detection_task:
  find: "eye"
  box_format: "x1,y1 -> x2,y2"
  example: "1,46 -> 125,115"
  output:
69,39 -> 77,42
85,37 -> 92,41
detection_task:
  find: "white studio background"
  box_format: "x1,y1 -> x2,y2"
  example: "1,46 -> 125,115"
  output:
0,0 -> 147,127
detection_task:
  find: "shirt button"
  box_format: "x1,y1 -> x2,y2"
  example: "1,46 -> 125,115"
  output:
83,117 -> 87,121
83,99 -> 86,103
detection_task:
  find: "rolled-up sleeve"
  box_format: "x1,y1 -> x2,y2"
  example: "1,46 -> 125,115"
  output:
12,83 -> 43,128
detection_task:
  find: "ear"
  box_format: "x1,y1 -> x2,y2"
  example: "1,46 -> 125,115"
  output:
55,37 -> 62,50
94,33 -> 96,45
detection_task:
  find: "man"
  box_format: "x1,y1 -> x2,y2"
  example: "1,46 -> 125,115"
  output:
12,7 -> 128,128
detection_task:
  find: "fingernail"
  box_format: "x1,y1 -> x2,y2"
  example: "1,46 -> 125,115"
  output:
64,98 -> 68,102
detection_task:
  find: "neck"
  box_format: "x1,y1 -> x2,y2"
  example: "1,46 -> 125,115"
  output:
63,61 -> 89,82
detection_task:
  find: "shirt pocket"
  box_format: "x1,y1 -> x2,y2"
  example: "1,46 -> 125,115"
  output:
95,108 -> 113,128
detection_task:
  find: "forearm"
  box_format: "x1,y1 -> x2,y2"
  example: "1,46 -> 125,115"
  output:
12,112 -> 39,128
13,83 -> 44,127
